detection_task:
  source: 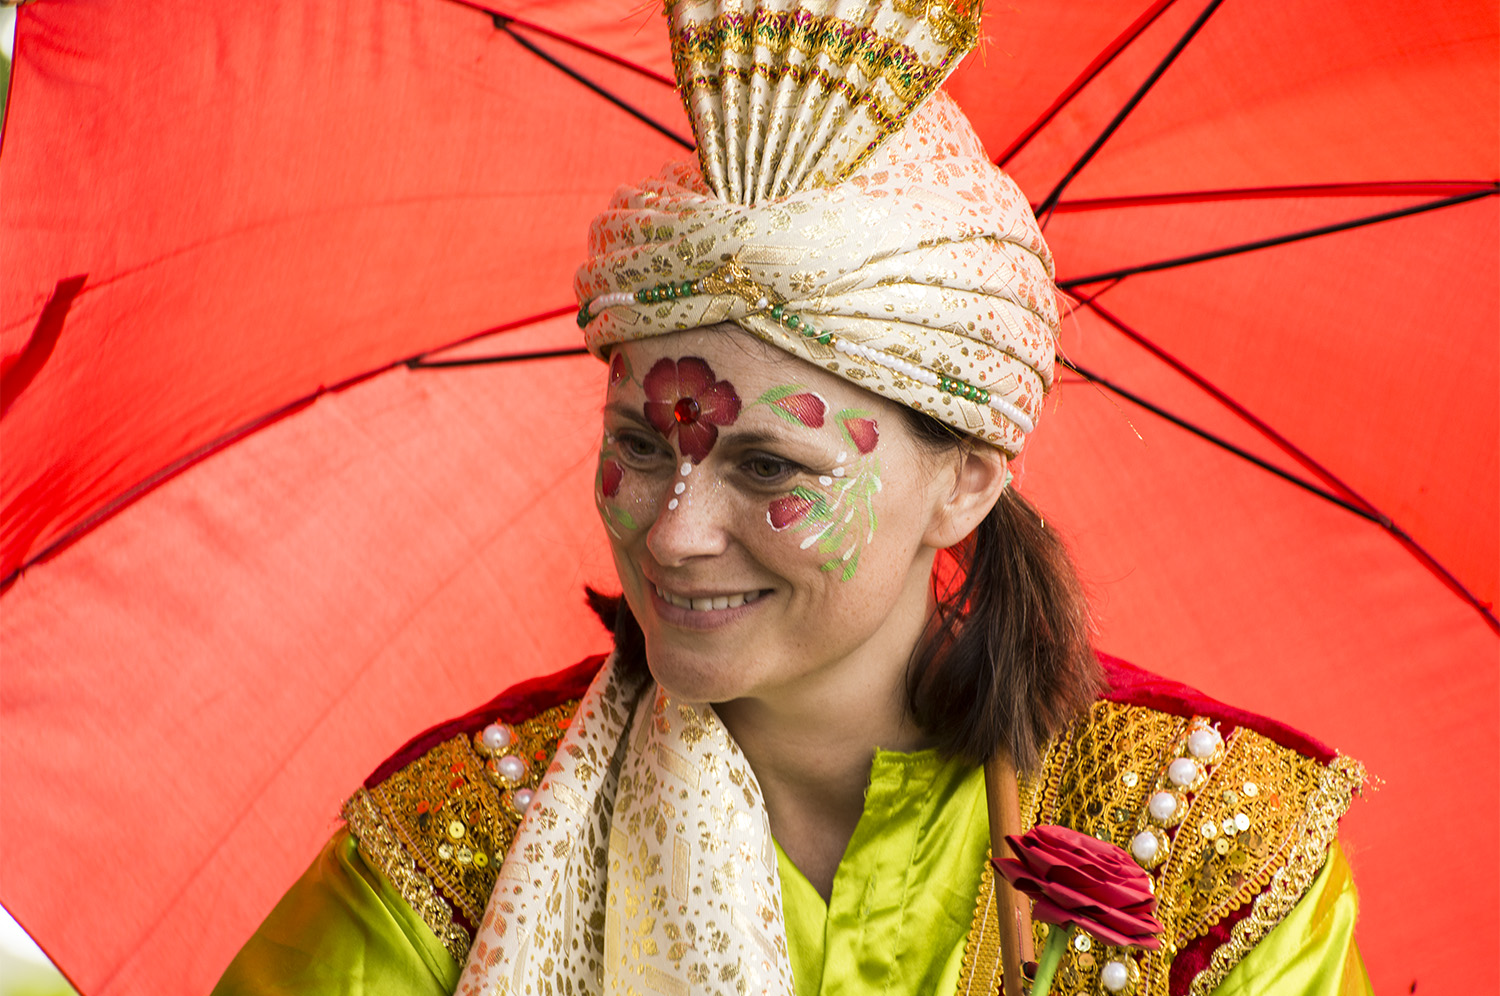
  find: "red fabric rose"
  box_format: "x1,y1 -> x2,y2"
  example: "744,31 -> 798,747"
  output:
993,824 -> 1163,949
642,356 -> 741,463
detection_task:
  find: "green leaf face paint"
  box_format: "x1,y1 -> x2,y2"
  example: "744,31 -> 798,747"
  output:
764,409 -> 881,581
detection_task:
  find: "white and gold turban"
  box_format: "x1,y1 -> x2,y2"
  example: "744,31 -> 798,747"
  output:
575,0 -> 1058,455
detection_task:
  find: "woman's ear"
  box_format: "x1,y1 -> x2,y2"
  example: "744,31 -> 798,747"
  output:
924,446 -> 1007,550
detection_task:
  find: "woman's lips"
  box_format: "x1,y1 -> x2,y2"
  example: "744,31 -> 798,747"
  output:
647,583 -> 770,629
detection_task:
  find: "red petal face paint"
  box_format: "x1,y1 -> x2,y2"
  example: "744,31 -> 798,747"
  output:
842,416 -> 879,454
641,356 -> 742,462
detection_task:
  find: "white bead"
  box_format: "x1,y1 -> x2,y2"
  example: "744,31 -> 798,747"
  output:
1130,831 -> 1159,864
1101,960 -> 1130,992
1188,727 -> 1222,758
1148,791 -> 1178,821
755,297 -> 769,309
481,724 -> 512,752
496,755 -> 527,783
989,395 -> 1035,434
1168,758 -> 1199,787
513,788 -> 535,811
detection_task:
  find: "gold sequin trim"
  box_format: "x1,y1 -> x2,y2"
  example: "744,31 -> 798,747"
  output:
1185,756 -> 1366,996
955,699 -> 1364,995
957,854 -> 1003,995
341,701 -> 579,962
343,788 -> 471,961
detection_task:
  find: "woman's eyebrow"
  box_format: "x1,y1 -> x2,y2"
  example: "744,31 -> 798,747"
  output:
603,401 -> 654,428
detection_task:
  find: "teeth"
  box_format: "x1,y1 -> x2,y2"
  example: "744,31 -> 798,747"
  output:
655,585 -> 763,612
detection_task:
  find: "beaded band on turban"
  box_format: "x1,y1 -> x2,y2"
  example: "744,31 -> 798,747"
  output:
574,0 -> 1058,456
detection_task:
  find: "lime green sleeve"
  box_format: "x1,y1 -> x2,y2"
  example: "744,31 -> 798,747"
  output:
211,829 -> 460,996
1212,841 -> 1372,996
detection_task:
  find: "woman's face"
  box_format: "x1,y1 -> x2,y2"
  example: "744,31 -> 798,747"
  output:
596,326 -> 961,708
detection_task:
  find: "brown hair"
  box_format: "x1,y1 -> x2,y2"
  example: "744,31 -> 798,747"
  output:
900,406 -> 1101,770
587,407 -> 1101,772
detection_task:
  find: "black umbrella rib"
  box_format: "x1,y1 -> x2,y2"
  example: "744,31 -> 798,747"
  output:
1081,298 -> 1499,631
454,3 -> 677,87
1048,179 -> 1498,213
996,0 -> 1179,169
492,15 -> 695,150
1058,186 -> 1499,289
1035,0 -> 1226,224
411,346 -> 588,368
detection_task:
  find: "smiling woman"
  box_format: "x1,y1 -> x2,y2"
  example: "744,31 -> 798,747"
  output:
212,2 -> 1369,994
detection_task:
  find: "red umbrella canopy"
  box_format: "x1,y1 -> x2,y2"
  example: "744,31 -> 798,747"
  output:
2,1 -> 1496,993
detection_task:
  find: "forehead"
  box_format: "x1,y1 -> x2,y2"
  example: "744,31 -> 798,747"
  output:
609,326 -> 847,398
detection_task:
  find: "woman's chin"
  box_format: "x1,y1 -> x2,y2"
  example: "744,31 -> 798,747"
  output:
643,644 -> 758,705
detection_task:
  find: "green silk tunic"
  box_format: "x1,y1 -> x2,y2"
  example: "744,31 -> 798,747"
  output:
213,750 -> 1371,996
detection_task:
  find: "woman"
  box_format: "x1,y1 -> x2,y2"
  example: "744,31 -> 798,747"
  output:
214,3 -> 1367,993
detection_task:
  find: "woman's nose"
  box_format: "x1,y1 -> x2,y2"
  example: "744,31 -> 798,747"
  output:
644,473 -> 728,566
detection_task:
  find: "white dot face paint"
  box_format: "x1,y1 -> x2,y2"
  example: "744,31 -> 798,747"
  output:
674,482 -> 686,495
668,498 -> 679,510
679,462 -> 692,476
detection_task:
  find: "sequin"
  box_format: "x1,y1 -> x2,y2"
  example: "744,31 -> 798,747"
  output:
1073,933 -> 1092,952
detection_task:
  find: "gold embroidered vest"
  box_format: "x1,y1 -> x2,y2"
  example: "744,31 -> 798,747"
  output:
343,664 -> 1361,996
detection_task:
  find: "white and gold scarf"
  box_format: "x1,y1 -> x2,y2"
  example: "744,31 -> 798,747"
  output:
455,655 -> 796,995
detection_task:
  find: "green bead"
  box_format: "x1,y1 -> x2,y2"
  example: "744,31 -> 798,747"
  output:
787,315 -> 801,329
770,304 -> 784,319
817,334 -> 832,345
680,281 -> 694,295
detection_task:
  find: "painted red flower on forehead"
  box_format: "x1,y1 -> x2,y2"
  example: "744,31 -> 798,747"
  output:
642,356 -> 742,463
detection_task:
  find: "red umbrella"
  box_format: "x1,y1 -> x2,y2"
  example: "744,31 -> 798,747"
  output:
2,1 -> 1494,993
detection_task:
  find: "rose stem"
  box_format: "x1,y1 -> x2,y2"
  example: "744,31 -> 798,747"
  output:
1029,925 -> 1071,996
984,750 -> 1034,996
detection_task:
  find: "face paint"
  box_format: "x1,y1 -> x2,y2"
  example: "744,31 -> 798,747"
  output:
764,409 -> 881,581
594,435 -> 640,537
751,386 -> 827,429
608,351 -> 632,387
641,356 -> 742,463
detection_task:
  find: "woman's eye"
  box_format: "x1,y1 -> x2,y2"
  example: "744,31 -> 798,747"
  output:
613,433 -> 667,464
744,456 -> 794,482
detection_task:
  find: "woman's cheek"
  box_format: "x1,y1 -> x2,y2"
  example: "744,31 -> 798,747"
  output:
595,447 -> 662,538
762,415 -> 882,582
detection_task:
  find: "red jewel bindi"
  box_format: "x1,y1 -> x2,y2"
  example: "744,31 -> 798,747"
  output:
673,397 -> 700,425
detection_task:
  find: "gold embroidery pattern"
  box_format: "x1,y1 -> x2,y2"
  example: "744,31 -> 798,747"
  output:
1185,756 -> 1366,996
344,789 -> 471,961
955,700 -> 1363,995
341,701 -> 579,962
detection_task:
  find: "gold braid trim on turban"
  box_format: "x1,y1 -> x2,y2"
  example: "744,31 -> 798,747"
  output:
575,0 -> 1058,454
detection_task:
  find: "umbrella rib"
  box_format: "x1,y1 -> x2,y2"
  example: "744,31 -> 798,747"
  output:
411,346 -> 590,368
1057,186 -> 1499,288
1035,0 -> 1226,225
450,1 -> 677,87
1048,180 -> 1498,213
995,0 -> 1179,168
492,15 -> 695,150
0,304 -> 584,592
1080,298 -> 1498,632
1058,359 -> 1378,522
